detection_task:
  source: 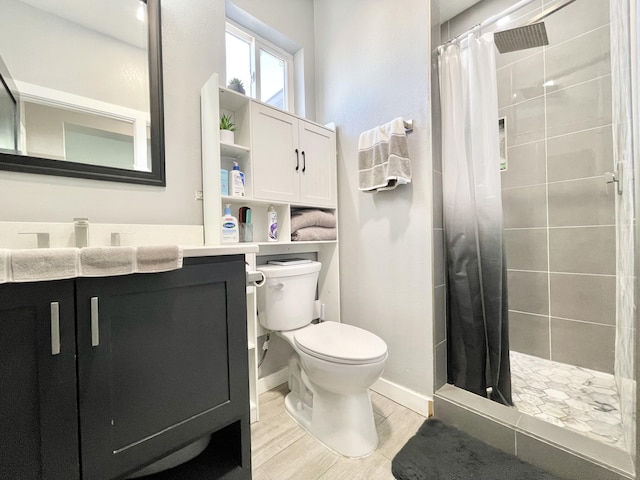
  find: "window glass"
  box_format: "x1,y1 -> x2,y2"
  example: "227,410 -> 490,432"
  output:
259,48 -> 286,110
225,31 -> 252,95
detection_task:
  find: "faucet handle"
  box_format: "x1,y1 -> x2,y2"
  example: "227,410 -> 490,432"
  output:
19,232 -> 50,248
110,233 -> 134,246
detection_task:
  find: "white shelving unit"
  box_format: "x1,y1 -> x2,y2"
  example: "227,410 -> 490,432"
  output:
201,73 -> 341,423
245,252 -> 259,423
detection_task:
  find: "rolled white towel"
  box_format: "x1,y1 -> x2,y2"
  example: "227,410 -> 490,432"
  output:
80,247 -> 136,277
0,249 -> 10,283
136,245 -> 183,273
11,248 -> 79,282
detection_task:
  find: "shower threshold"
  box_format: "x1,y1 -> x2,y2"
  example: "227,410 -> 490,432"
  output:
510,351 -> 626,451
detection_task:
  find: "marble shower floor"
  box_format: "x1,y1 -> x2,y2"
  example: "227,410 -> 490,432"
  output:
510,351 -> 626,450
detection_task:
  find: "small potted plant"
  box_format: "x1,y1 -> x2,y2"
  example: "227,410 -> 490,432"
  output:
227,78 -> 246,94
219,113 -> 235,144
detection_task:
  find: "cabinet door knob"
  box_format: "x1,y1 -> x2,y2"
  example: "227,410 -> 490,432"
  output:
90,297 -> 100,347
50,302 -> 60,355
302,151 -> 306,173
295,148 -> 299,171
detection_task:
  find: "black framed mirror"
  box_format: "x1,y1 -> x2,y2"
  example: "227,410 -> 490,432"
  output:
0,0 -> 165,186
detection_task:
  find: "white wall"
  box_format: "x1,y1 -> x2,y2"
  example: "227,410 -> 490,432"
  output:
314,0 -> 434,398
0,0 -> 226,225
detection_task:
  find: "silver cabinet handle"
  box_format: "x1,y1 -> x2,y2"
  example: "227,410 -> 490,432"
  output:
90,297 -> 100,347
50,302 -> 60,355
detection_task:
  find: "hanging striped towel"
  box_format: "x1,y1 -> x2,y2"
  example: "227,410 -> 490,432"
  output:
358,117 -> 411,192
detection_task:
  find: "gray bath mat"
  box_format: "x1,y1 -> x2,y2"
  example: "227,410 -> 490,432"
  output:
392,419 -> 562,480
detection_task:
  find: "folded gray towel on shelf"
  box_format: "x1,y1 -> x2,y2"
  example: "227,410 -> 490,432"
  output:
291,227 -> 337,242
80,246 -> 136,277
290,209 -> 336,233
136,245 -> 184,273
358,117 -> 411,192
11,248 -> 80,282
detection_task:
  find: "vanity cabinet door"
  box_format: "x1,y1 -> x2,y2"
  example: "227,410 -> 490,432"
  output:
75,256 -> 249,480
0,280 -> 79,480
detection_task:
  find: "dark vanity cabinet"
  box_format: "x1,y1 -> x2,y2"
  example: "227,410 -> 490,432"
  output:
0,255 -> 251,480
0,280 -> 80,480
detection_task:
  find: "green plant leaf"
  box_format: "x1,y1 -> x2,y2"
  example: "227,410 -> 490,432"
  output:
219,113 -> 236,131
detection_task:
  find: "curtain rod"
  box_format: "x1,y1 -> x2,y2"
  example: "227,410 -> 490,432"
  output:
437,0 -> 539,53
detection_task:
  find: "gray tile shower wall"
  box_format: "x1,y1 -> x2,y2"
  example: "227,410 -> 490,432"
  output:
432,2 -> 447,391
498,0 -> 615,373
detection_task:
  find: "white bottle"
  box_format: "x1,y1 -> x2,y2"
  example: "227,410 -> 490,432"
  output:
221,204 -> 239,243
267,205 -> 278,242
230,162 -> 245,197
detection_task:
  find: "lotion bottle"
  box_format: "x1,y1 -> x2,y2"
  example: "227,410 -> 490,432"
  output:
267,205 -> 278,242
221,204 -> 239,243
230,162 -> 245,197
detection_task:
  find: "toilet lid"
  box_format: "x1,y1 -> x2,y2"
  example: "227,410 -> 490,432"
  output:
293,322 -> 387,365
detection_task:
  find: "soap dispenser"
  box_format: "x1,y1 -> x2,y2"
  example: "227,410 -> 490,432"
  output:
230,162 -> 245,197
221,204 -> 239,243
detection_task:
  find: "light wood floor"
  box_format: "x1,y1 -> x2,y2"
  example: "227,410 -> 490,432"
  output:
251,383 -> 427,480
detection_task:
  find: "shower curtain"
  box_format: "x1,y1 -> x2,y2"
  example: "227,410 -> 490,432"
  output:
439,31 -> 512,405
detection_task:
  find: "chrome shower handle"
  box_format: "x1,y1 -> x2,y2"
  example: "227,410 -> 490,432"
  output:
605,161 -> 623,195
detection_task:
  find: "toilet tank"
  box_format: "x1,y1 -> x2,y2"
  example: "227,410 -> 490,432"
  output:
257,260 -> 321,331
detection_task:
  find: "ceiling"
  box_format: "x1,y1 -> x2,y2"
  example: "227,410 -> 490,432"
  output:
440,0 -> 483,22
19,0 -> 146,48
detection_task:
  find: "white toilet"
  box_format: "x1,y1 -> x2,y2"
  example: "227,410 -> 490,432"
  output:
257,259 -> 388,458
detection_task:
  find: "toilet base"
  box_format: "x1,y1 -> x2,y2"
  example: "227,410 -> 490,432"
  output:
284,388 -> 379,458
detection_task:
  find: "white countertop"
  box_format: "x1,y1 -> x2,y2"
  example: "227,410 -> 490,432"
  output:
182,244 -> 259,257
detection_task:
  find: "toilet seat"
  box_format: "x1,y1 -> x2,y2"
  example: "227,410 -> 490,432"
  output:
293,322 -> 387,365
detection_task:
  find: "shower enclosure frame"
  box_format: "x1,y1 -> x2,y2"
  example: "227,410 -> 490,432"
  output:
431,0 -> 639,478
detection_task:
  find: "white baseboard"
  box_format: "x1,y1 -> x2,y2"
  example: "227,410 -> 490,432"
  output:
371,377 -> 433,417
257,367 -> 289,395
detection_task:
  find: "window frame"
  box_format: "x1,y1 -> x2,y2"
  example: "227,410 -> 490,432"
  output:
225,21 -> 294,112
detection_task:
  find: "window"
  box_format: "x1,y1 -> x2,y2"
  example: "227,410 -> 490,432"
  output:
225,22 -> 293,112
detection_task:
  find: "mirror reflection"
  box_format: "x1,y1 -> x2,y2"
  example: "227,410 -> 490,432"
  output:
0,0 -> 163,184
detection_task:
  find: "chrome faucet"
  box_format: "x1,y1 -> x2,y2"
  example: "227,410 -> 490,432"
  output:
74,218 -> 89,248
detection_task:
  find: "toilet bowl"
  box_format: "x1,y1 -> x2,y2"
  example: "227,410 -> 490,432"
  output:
257,260 -> 388,458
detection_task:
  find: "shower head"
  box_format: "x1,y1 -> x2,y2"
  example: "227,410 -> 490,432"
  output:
492,0 -> 577,54
493,22 -> 549,54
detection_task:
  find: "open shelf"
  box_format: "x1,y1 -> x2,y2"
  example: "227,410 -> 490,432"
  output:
220,142 -> 250,158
